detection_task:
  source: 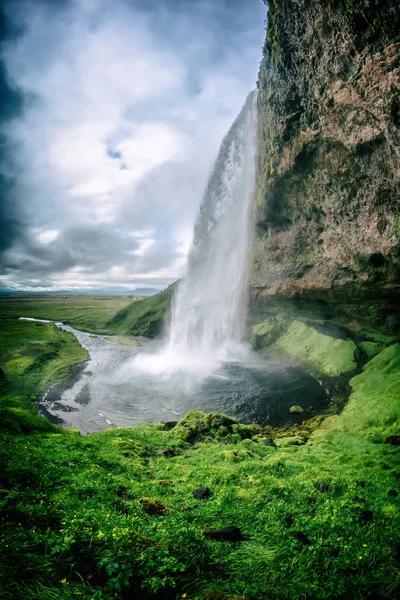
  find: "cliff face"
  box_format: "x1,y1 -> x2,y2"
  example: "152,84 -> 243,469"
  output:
253,0 -> 400,325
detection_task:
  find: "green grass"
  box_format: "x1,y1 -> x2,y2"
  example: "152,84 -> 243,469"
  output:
104,287 -> 173,337
0,318 -> 400,599
0,297 -> 131,329
0,291 -> 172,337
0,320 -> 88,434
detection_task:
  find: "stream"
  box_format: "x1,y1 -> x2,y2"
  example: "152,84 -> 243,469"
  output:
23,319 -> 330,434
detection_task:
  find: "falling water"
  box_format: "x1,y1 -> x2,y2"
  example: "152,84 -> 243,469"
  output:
138,90 -> 258,378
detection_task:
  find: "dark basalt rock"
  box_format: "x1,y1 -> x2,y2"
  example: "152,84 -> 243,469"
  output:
292,531 -> 312,545
385,435 -> 400,446
360,509 -> 373,524
193,486 -> 211,500
163,421 -> 178,431
204,526 -> 243,542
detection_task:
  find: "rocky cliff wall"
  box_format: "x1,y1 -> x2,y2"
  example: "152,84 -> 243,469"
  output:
253,0 -> 400,330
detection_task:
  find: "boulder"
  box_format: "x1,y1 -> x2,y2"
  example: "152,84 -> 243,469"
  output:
193,486 -> 211,500
140,497 -> 168,516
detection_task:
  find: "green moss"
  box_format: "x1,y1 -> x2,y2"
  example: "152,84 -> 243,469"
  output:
359,341 -> 384,359
340,344 -> 400,430
272,320 -> 358,376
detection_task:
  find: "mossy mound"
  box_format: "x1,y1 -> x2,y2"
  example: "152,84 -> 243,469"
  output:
252,317 -> 358,376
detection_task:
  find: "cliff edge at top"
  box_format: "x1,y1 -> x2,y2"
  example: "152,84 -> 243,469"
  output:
254,0 -> 400,329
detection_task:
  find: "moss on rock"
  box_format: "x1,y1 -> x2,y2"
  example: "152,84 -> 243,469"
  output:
271,320 -> 358,376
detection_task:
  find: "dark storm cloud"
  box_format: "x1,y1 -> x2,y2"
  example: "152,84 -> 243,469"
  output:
0,0 -> 266,290
0,5 -> 26,254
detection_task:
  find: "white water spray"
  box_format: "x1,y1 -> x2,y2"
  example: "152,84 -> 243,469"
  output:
135,91 -> 258,378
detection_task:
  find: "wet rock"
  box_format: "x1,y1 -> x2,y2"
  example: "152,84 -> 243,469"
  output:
290,405 -> 304,414
388,489 -> 398,497
163,421 -> 178,431
140,497 -> 168,516
203,526 -> 243,542
360,509 -> 373,524
248,423 -> 263,436
385,435 -> 400,446
292,531 -> 312,545
264,437 -> 276,447
209,414 -> 237,429
193,486 -> 211,500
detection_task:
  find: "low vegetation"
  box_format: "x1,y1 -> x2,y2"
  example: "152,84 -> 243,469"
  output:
0,289 -> 172,337
1,316 -> 399,599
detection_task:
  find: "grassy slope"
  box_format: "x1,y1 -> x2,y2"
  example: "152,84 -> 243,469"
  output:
104,289 -> 171,337
1,319 -> 399,599
0,320 -> 88,433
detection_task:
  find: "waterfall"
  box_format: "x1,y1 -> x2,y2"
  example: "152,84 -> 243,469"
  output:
135,91 -> 258,378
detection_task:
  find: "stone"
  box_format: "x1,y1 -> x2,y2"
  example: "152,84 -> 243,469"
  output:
193,486 -> 211,500
290,405 -> 304,414
140,497 -> 168,516
385,435 -> 400,446
163,421 -> 178,431
292,531 -> 312,545
360,510 -> 373,524
203,526 -> 243,542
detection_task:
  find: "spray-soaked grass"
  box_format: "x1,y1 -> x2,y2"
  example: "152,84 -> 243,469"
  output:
0,318 -> 399,599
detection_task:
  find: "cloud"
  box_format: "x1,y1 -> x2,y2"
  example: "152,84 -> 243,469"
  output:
0,0 -> 266,290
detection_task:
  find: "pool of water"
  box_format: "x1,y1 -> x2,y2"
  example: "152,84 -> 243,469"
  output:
34,322 -> 329,434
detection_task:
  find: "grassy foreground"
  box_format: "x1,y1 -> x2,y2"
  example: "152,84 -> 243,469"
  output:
1,319 -> 400,599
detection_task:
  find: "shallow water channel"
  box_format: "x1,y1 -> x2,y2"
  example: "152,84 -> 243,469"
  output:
23,319 -> 330,434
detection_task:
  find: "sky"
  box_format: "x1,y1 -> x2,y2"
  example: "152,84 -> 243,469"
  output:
0,0 -> 266,291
